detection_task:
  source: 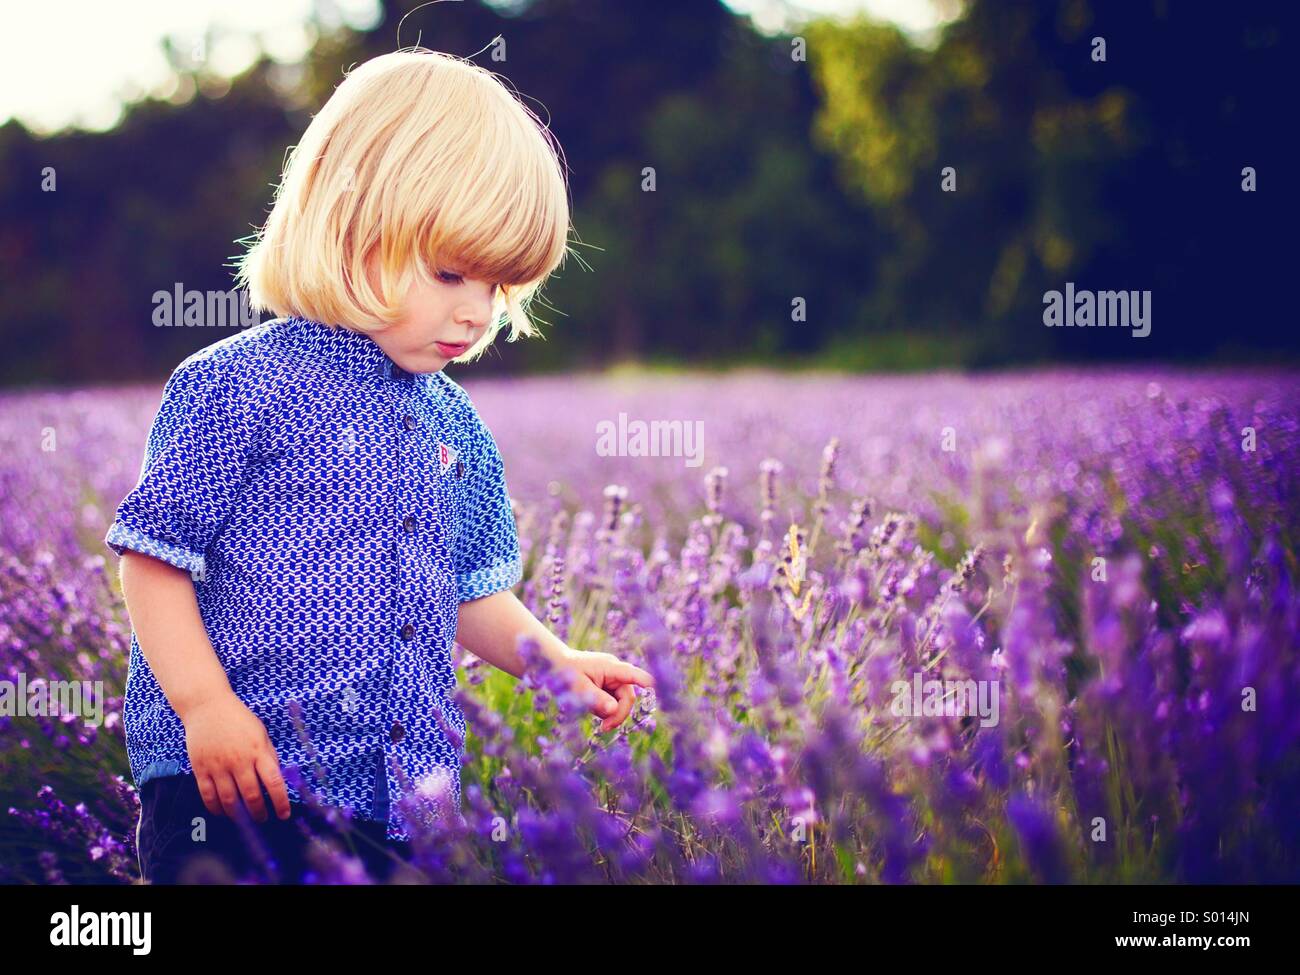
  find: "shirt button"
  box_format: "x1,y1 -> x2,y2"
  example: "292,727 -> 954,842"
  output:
400,622 -> 415,641
402,514 -> 415,533
390,721 -> 405,743
402,414 -> 416,431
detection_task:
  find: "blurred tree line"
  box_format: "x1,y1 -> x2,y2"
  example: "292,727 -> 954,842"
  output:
0,0 -> 1292,385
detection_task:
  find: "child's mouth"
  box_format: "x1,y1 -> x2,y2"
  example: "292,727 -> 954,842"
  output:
435,341 -> 468,357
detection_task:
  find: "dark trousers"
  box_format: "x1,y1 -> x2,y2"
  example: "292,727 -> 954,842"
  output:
135,772 -> 414,884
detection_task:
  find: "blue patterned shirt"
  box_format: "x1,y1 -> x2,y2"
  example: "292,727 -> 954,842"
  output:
105,315 -> 523,841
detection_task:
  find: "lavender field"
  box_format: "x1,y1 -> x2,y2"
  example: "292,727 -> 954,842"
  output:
2,367 -> 1298,884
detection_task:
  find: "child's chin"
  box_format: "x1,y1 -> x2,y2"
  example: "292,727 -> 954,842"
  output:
412,354 -> 448,372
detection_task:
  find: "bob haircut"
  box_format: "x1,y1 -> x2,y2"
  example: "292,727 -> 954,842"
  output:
234,48 -> 571,363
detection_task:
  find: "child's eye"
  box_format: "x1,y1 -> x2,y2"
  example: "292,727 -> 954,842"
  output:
436,268 -> 500,295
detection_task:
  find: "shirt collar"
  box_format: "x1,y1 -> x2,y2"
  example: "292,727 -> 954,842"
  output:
284,315 -> 445,402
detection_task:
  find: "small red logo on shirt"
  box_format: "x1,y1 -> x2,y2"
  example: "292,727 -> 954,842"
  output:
438,442 -> 459,473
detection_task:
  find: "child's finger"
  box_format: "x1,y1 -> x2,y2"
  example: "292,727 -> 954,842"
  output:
600,684 -> 636,733
612,682 -> 636,718
212,770 -> 241,819
587,683 -> 619,718
256,751 -> 292,820
195,772 -> 224,819
610,661 -> 655,688
233,764 -> 271,823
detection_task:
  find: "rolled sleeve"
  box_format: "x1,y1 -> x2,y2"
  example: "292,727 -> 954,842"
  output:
454,413 -> 523,603
104,356 -> 255,576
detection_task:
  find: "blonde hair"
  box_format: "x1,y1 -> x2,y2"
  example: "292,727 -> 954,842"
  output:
234,48 -> 571,362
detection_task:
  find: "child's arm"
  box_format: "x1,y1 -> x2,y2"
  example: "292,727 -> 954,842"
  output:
457,590 -> 654,733
450,406 -> 652,731
119,550 -> 291,823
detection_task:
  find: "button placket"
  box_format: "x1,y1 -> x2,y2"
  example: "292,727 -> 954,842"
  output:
398,391 -> 418,548
388,371 -> 419,785
396,386 -> 419,649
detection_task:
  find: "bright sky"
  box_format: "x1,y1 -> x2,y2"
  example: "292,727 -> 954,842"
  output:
0,0 -> 956,134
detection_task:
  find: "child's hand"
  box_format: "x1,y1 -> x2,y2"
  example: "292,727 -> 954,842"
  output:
557,649 -> 655,733
181,691 -> 292,823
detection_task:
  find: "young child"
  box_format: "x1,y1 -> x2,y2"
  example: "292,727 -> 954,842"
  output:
106,49 -> 653,884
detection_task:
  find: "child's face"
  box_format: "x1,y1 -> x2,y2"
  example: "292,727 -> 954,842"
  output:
362,255 -> 498,373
